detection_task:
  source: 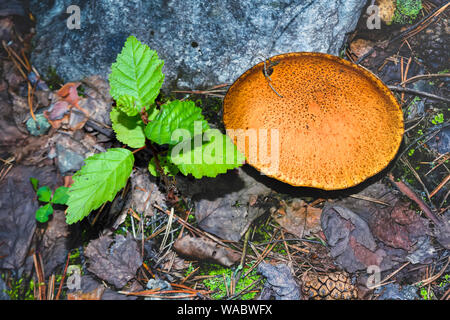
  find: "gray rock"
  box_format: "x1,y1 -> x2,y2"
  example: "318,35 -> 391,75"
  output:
25,113 -> 51,136
30,0 -> 366,89
376,283 -> 419,300
56,142 -> 86,175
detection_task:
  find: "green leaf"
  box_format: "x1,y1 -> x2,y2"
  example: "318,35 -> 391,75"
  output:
116,95 -> 139,117
145,100 -> 210,145
35,203 -> 53,223
66,148 -> 134,224
110,108 -> 146,148
148,155 -> 179,177
52,186 -> 69,205
30,177 -> 39,192
37,186 -> 52,202
169,129 -> 245,179
109,36 -> 164,113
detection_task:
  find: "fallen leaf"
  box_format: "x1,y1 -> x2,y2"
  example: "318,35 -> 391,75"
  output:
173,235 -> 241,267
258,263 -> 301,300
0,165 -> 59,271
84,234 -> 143,289
369,201 -> 429,251
321,204 -> 385,273
435,215 -> 450,249
57,82 -> 81,108
41,210 -> 69,277
272,199 -> 322,238
44,101 -> 70,121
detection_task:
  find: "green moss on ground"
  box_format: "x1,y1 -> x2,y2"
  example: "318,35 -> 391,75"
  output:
393,0 -> 422,24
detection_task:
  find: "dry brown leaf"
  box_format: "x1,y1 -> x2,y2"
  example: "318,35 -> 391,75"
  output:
57,82 -> 81,108
369,201 -> 429,251
84,234 -> 143,289
173,235 -> 240,267
272,199 -> 322,238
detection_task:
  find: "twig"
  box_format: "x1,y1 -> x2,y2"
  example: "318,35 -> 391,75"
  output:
227,278 -> 262,300
388,173 -> 441,225
400,73 -> 450,86
400,156 -> 432,201
159,208 -> 174,252
55,252 -> 71,300
430,174 -> 450,199
232,227 -> 252,294
369,261 -> 411,289
132,146 -> 146,154
243,232 -> 280,278
33,253 -> 46,300
263,58 -> 283,98
441,286 -> 450,300
349,194 -> 392,206
413,257 -> 450,286
388,86 -> 450,103
180,266 -> 199,285
398,123 -> 449,160
47,275 -> 55,300
148,143 -> 173,191
424,154 -> 450,176
153,204 -> 232,249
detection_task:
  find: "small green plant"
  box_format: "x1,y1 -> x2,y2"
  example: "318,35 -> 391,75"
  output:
431,113 -> 444,125
201,264 -> 261,300
3,276 -> 35,300
65,36 -> 244,224
393,0 -> 422,24
30,178 -> 69,223
419,287 -> 434,300
438,274 -> 450,288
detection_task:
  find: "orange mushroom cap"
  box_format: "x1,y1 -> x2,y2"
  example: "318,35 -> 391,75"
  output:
223,52 -> 404,190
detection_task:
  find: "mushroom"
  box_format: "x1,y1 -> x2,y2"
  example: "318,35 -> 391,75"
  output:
223,52 -> 404,190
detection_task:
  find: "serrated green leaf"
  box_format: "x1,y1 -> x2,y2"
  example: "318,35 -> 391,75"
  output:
37,186 -> 52,202
116,95 -> 139,116
109,36 -> 164,113
147,106 -> 159,122
145,100 -> 210,145
35,203 -> 53,223
66,148 -> 134,224
51,186 -> 69,205
110,108 -> 146,148
169,129 -> 245,178
148,155 -> 179,177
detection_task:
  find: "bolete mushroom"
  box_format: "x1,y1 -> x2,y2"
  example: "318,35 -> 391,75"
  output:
223,52 -> 404,190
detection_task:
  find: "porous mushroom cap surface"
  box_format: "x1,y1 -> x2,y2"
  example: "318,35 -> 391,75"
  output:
223,52 -> 404,190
